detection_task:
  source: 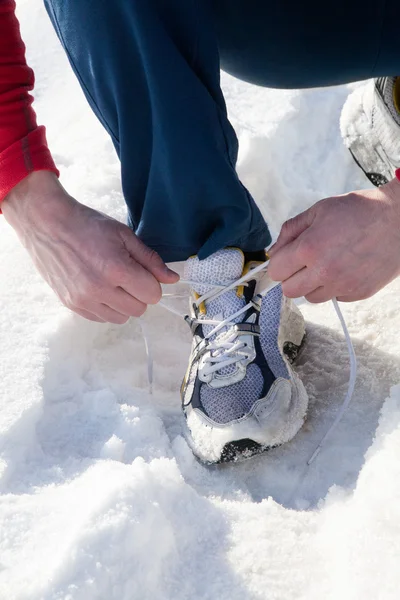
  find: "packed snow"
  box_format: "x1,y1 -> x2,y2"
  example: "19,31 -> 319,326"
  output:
1,2 -> 400,599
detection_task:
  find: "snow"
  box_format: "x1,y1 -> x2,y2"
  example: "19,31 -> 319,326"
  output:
1,1 -> 400,598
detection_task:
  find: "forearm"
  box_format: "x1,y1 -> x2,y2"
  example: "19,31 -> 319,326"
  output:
0,0 -> 59,207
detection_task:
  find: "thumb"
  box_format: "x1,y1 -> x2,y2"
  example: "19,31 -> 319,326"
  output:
120,229 -> 180,284
268,206 -> 316,257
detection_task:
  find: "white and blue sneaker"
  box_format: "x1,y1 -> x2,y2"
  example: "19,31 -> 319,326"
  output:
341,77 -> 400,186
181,248 -> 308,464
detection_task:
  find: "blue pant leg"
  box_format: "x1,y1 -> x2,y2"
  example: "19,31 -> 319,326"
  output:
43,0 -> 271,262
211,0 -> 396,88
374,0 -> 400,76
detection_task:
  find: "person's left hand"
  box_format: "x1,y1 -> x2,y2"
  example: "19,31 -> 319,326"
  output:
267,177 -> 400,303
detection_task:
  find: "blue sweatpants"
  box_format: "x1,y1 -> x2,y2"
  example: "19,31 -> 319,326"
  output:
44,0 -> 399,262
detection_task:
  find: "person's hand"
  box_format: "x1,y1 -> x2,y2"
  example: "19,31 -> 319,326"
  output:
2,171 -> 179,323
267,177 -> 400,303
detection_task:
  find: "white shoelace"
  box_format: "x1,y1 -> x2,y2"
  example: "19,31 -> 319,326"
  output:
173,260 -> 277,376
140,260 -> 357,468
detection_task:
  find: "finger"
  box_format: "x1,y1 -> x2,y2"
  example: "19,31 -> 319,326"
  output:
119,229 -> 180,284
106,287 -> 147,318
73,307 -> 106,323
267,238 -> 306,282
118,260 -> 164,305
90,303 -> 132,325
281,267 -> 320,299
336,293 -> 371,303
336,295 -> 357,303
268,207 -> 316,257
305,286 -> 333,304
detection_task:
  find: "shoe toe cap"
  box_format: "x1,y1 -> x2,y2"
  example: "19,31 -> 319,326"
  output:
185,376 -> 308,464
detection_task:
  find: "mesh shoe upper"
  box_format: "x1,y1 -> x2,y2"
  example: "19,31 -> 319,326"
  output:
182,248 -> 291,425
260,285 -> 290,379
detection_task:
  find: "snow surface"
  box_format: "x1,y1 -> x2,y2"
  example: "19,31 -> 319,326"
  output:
1,2 -> 400,599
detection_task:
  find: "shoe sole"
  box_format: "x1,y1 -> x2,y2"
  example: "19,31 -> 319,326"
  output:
341,80 -> 399,185
218,438 -> 277,464
349,148 -> 389,187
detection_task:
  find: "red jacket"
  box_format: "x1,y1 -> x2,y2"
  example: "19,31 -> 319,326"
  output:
0,0 -> 58,208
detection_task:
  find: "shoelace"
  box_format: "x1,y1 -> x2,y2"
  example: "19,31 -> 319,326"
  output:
173,260 -> 276,376
139,259 -> 357,469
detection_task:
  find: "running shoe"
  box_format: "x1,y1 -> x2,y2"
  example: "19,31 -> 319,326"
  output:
181,248 -> 308,464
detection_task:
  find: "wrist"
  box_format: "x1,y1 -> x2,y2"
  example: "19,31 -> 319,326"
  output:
2,171 -> 75,230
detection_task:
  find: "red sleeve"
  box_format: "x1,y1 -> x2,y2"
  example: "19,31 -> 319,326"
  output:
0,0 -> 59,208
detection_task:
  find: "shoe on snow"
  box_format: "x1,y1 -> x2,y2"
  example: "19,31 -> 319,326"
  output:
180,248 -> 308,464
341,77 -> 400,186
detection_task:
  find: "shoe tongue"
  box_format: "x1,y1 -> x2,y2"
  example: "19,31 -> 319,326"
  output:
185,248 -> 244,295
185,249 -> 246,337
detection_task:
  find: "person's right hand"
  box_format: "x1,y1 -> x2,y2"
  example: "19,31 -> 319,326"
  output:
2,171 -> 179,323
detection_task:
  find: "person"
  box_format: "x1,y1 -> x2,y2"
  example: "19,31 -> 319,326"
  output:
2,0 -> 400,463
